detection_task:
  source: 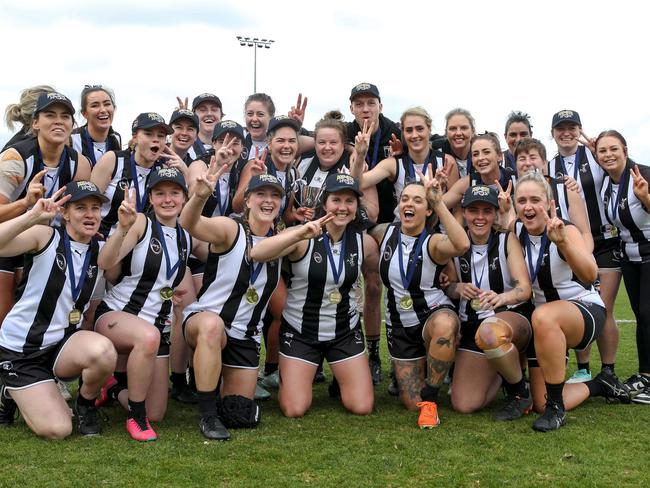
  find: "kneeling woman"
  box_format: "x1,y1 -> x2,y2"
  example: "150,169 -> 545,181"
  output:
446,185 -> 533,419
0,183 -> 117,438
377,171 -> 469,428
181,163 -> 284,440
513,172 -> 626,432
251,173 -> 376,418
95,167 -> 195,441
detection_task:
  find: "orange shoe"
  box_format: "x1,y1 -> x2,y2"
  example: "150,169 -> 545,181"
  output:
416,401 -> 440,429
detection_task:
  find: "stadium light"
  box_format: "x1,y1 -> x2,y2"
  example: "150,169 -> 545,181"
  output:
236,36 -> 275,93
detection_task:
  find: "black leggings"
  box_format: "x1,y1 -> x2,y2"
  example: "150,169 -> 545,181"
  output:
621,260 -> 650,374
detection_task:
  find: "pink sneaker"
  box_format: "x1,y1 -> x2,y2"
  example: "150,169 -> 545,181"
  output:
126,417 -> 157,442
95,376 -> 118,408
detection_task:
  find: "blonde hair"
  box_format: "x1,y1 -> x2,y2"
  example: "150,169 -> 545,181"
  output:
4,85 -> 56,131
515,170 -> 554,203
400,106 -> 432,130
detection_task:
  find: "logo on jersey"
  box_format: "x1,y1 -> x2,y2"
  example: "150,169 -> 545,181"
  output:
489,257 -> 499,271
383,245 -> 392,261
118,178 -> 130,191
353,330 -> 363,344
620,198 -> 627,210
55,253 -> 66,270
87,265 -> 97,279
459,257 -> 470,274
346,253 -> 357,266
150,238 -> 162,255
383,145 -> 392,159
580,163 -> 588,174
241,146 -> 249,160
313,251 -> 322,264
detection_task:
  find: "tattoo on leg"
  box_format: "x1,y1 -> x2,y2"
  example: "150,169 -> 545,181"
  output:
427,354 -> 453,386
396,361 -> 424,403
107,322 -> 117,329
436,337 -> 452,348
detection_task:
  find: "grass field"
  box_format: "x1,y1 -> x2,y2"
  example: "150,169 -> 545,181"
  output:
1,289 -> 649,488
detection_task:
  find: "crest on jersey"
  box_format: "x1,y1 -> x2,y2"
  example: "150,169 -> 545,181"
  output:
620,198 -> 627,210
313,251 -> 322,264
580,163 -> 588,174
383,145 -> 391,158
346,253 -> 357,266
118,178 -> 130,191
55,253 -> 66,271
557,110 -> 575,119
383,245 -> 392,261
86,265 -> 97,279
241,146 -> 249,160
459,257 -> 470,274
150,238 -> 162,255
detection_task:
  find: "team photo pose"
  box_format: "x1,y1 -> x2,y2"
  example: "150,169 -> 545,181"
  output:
443,108 -> 476,179
502,111 -> 532,173
168,109 -> 199,166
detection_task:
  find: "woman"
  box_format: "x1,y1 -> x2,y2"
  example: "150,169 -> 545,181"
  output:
94,167 -> 196,441
3,85 -> 56,151
376,171 -> 469,428
597,130 -> 650,403
181,155 -> 284,440
0,182 -> 116,438
503,111 -> 532,173
445,185 -> 533,419
443,108 -> 476,179
71,85 -> 122,167
512,172 -> 627,432
250,173 -> 376,418
169,109 -> 199,166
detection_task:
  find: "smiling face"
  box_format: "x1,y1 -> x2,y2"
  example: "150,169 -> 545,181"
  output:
516,148 -> 545,175
324,189 -> 358,228
194,101 -> 222,135
552,121 -> 580,154
446,114 -> 474,156
33,105 -> 74,145
62,196 -> 102,242
350,94 -> 382,130
515,180 -> 549,235
269,126 -> 298,168
213,133 -> 243,165
134,127 -> 168,163
245,101 -> 271,141
82,90 -> 114,132
402,115 -> 431,154
463,202 -> 496,241
471,138 -> 501,177
399,183 -> 432,234
246,186 -> 282,225
505,121 -> 531,153
149,181 -> 186,222
315,127 -> 345,169
171,119 -> 198,152
596,135 -> 627,177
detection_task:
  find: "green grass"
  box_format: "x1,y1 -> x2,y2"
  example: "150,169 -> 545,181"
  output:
1,288 -> 649,487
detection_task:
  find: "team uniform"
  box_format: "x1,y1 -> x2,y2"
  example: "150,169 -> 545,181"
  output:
0,228 -> 103,389
183,221 -> 280,369
265,154 -> 297,219
280,227 -> 364,365
391,150 -> 446,220
187,139 -> 211,161
379,223 -> 454,361
95,214 -> 191,357
71,125 -> 122,167
296,152 -> 350,195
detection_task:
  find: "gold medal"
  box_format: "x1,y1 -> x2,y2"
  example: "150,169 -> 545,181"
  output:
68,309 -> 82,325
246,287 -> 259,304
399,296 -> 413,310
329,290 -> 343,304
160,287 -> 174,301
611,226 -> 618,237
470,297 -> 482,311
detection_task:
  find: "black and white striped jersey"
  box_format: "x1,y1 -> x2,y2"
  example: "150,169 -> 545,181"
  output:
102,214 -> 191,331
187,139 -> 211,161
379,223 -> 451,328
601,162 -> 650,263
184,222 -> 280,341
392,150 -> 445,219
0,227 -> 102,353
283,227 -> 364,341
71,125 -> 121,167
296,152 -> 349,194
515,220 -> 603,307
548,146 -> 615,243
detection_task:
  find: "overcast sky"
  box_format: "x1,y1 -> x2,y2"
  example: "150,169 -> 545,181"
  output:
1,0 -> 648,162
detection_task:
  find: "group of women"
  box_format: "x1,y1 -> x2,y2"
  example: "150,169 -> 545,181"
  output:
0,82 -> 648,443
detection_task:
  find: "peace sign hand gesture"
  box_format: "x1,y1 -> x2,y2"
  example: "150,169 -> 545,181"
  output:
354,119 -> 374,160
434,157 -> 453,191
28,186 -> 71,225
248,146 -> 268,176
289,93 -> 308,126
298,213 -> 334,240
631,164 -> 649,203
23,168 -> 49,207
544,200 -> 566,244
117,186 -> 138,230
495,178 -> 513,215
176,96 -> 189,110
195,155 -> 228,200
214,133 -> 238,167
416,163 -> 443,205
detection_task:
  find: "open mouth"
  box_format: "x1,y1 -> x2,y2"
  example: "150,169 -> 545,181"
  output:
150,145 -> 161,154
403,209 -> 415,221
260,205 -> 275,215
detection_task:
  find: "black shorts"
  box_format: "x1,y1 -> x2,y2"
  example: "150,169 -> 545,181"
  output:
0,255 -> 23,274
594,238 -> 621,270
0,333 -> 77,390
279,319 -> 365,366
222,336 -> 261,369
386,305 -> 457,361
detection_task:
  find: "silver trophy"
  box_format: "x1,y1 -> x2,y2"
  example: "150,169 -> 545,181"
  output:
292,179 -> 325,209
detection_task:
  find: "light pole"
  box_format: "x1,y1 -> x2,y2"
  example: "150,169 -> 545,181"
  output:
236,36 -> 275,93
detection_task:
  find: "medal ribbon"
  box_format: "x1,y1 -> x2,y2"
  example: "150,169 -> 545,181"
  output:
212,175 -> 229,216
323,230 -> 347,286
153,219 -> 184,281
129,153 -> 149,212
37,146 -> 67,198
84,127 -> 108,166
397,228 -> 427,290
608,168 -> 629,224
407,149 -> 432,181
248,228 -> 273,285
63,230 -> 91,302
522,228 -> 549,284
558,146 -> 582,181
469,232 -> 493,289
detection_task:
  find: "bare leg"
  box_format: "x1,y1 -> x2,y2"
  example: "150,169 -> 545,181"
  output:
450,351 -> 500,413
330,354 -> 374,415
278,355 -> 317,417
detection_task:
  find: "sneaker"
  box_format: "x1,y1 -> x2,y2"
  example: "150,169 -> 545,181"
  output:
594,370 -> 631,404
313,369 -> 326,384
254,383 -> 271,401
95,376 -> 118,408
126,417 -> 157,442
57,380 -> 72,401
495,393 -> 533,421
170,384 -> 199,404
532,398 -> 566,432
259,370 -> 280,390
416,401 -> 440,429
625,373 -> 650,405
74,402 -> 101,436
566,368 -> 592,384
328,377 -> 341,398
0,385 -> 17,426
199,415 -> 230,441
369,356 -> 382,386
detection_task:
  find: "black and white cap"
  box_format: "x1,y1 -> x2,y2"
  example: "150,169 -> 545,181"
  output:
34,92 -> 75,115
461,185 -> 498,208
146,167 -> 188,194
212,120 -> 245,142
323,173 -> 363,197
551,110 -> 582,128
192,93 -> 223,111
131,112 -> 173,134
169,109 -> 199,130
349,82 -> 380,102
267,115 -> 301,135
245,174 -> 285,197
64,181 -> 109,203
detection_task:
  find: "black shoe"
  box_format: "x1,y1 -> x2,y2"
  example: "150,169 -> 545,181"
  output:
313,370 -> 326,384
0,385 -> 17,426
328,377 -> 341,398
170,384 -> 199,404
369,356 -> 382,386
624,374 -> 650,405
387,371 -> 399,396
199,415 -> 230,441
74,402 -> 101,436
495,393 -> 533,421
595,370 -> 631,404
532,398 -> 566,432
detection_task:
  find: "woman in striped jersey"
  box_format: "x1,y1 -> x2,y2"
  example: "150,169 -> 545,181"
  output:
181,158 -> 284,440
251,173 -> 377,418
94,167 -> 196,442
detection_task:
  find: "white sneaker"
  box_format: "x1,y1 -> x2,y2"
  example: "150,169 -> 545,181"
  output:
566,369 -> 592,384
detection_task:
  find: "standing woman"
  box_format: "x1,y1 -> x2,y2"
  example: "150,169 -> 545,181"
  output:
0,183 -> 117,437
250,173 -> 376,418
503,111 -> 532,173
3,85 -> 56,151
597,130 -> 650,403
71,85 -> 122,167
443,108 -> 476,179
94,167 -> 194,441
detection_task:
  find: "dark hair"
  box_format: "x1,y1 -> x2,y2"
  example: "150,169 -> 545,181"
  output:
504,111 -> 532,135
470,132 -> 502,153
80,85 -> 116,113
314,111 -> 346,143
513,137 -> 547,162
401,181 -> 437,231
245,93 -> 275,117
314,190 -> 366,232
595,130 -> 628,152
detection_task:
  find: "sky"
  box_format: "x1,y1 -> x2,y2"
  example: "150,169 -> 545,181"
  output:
1,0 -> 649,162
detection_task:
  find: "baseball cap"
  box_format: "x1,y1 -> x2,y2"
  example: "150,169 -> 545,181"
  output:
551,110 -> 581,128
146,166 -> 188,194
267,115 -> 301,135
323,173 -> 363,197
64,181 -> 109,203
192,93 -> 223,111
349,82 -> 381,102
131,112 -> 173,134
34,92 -> 75,116
245,174 -> 285,197
169,109 -> 199,130
461,185 -> 499,208
212,120 -> 245,142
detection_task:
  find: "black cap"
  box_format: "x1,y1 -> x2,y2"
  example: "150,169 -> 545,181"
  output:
146,167 -> 188,194
64,181 -> 108,203
169,109 -> 199,130
245,174 -> 285,197
267,115 -> 301,135
551,110 -> 581,128
212,120 -> 245,142
34,92 -> 75,115
192,93 -> 223,111
461,185 -> 498,208
323,173 -> 363,197
131,112 -> 173,134
349,82 -> 381,102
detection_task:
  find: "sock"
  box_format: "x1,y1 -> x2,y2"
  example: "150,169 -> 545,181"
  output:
264,362 -> 278,375
577,362 -> 590,374
586,379 -> 605,397
503,377 -> 529,398
127,399 -> 146,420
76,391 -> 95,408
545,382 -> 565,408
188,367 -> 197,391
367,337 -> 380,360
171,372 -> 187,389
420,384 -> 439,403
197,389 -> 217,418
601,363 -> 615,373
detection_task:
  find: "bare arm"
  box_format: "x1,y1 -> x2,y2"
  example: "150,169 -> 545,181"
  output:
74,155 -> 92,181
567,188 -> 594,253
90,151 -> 117,193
